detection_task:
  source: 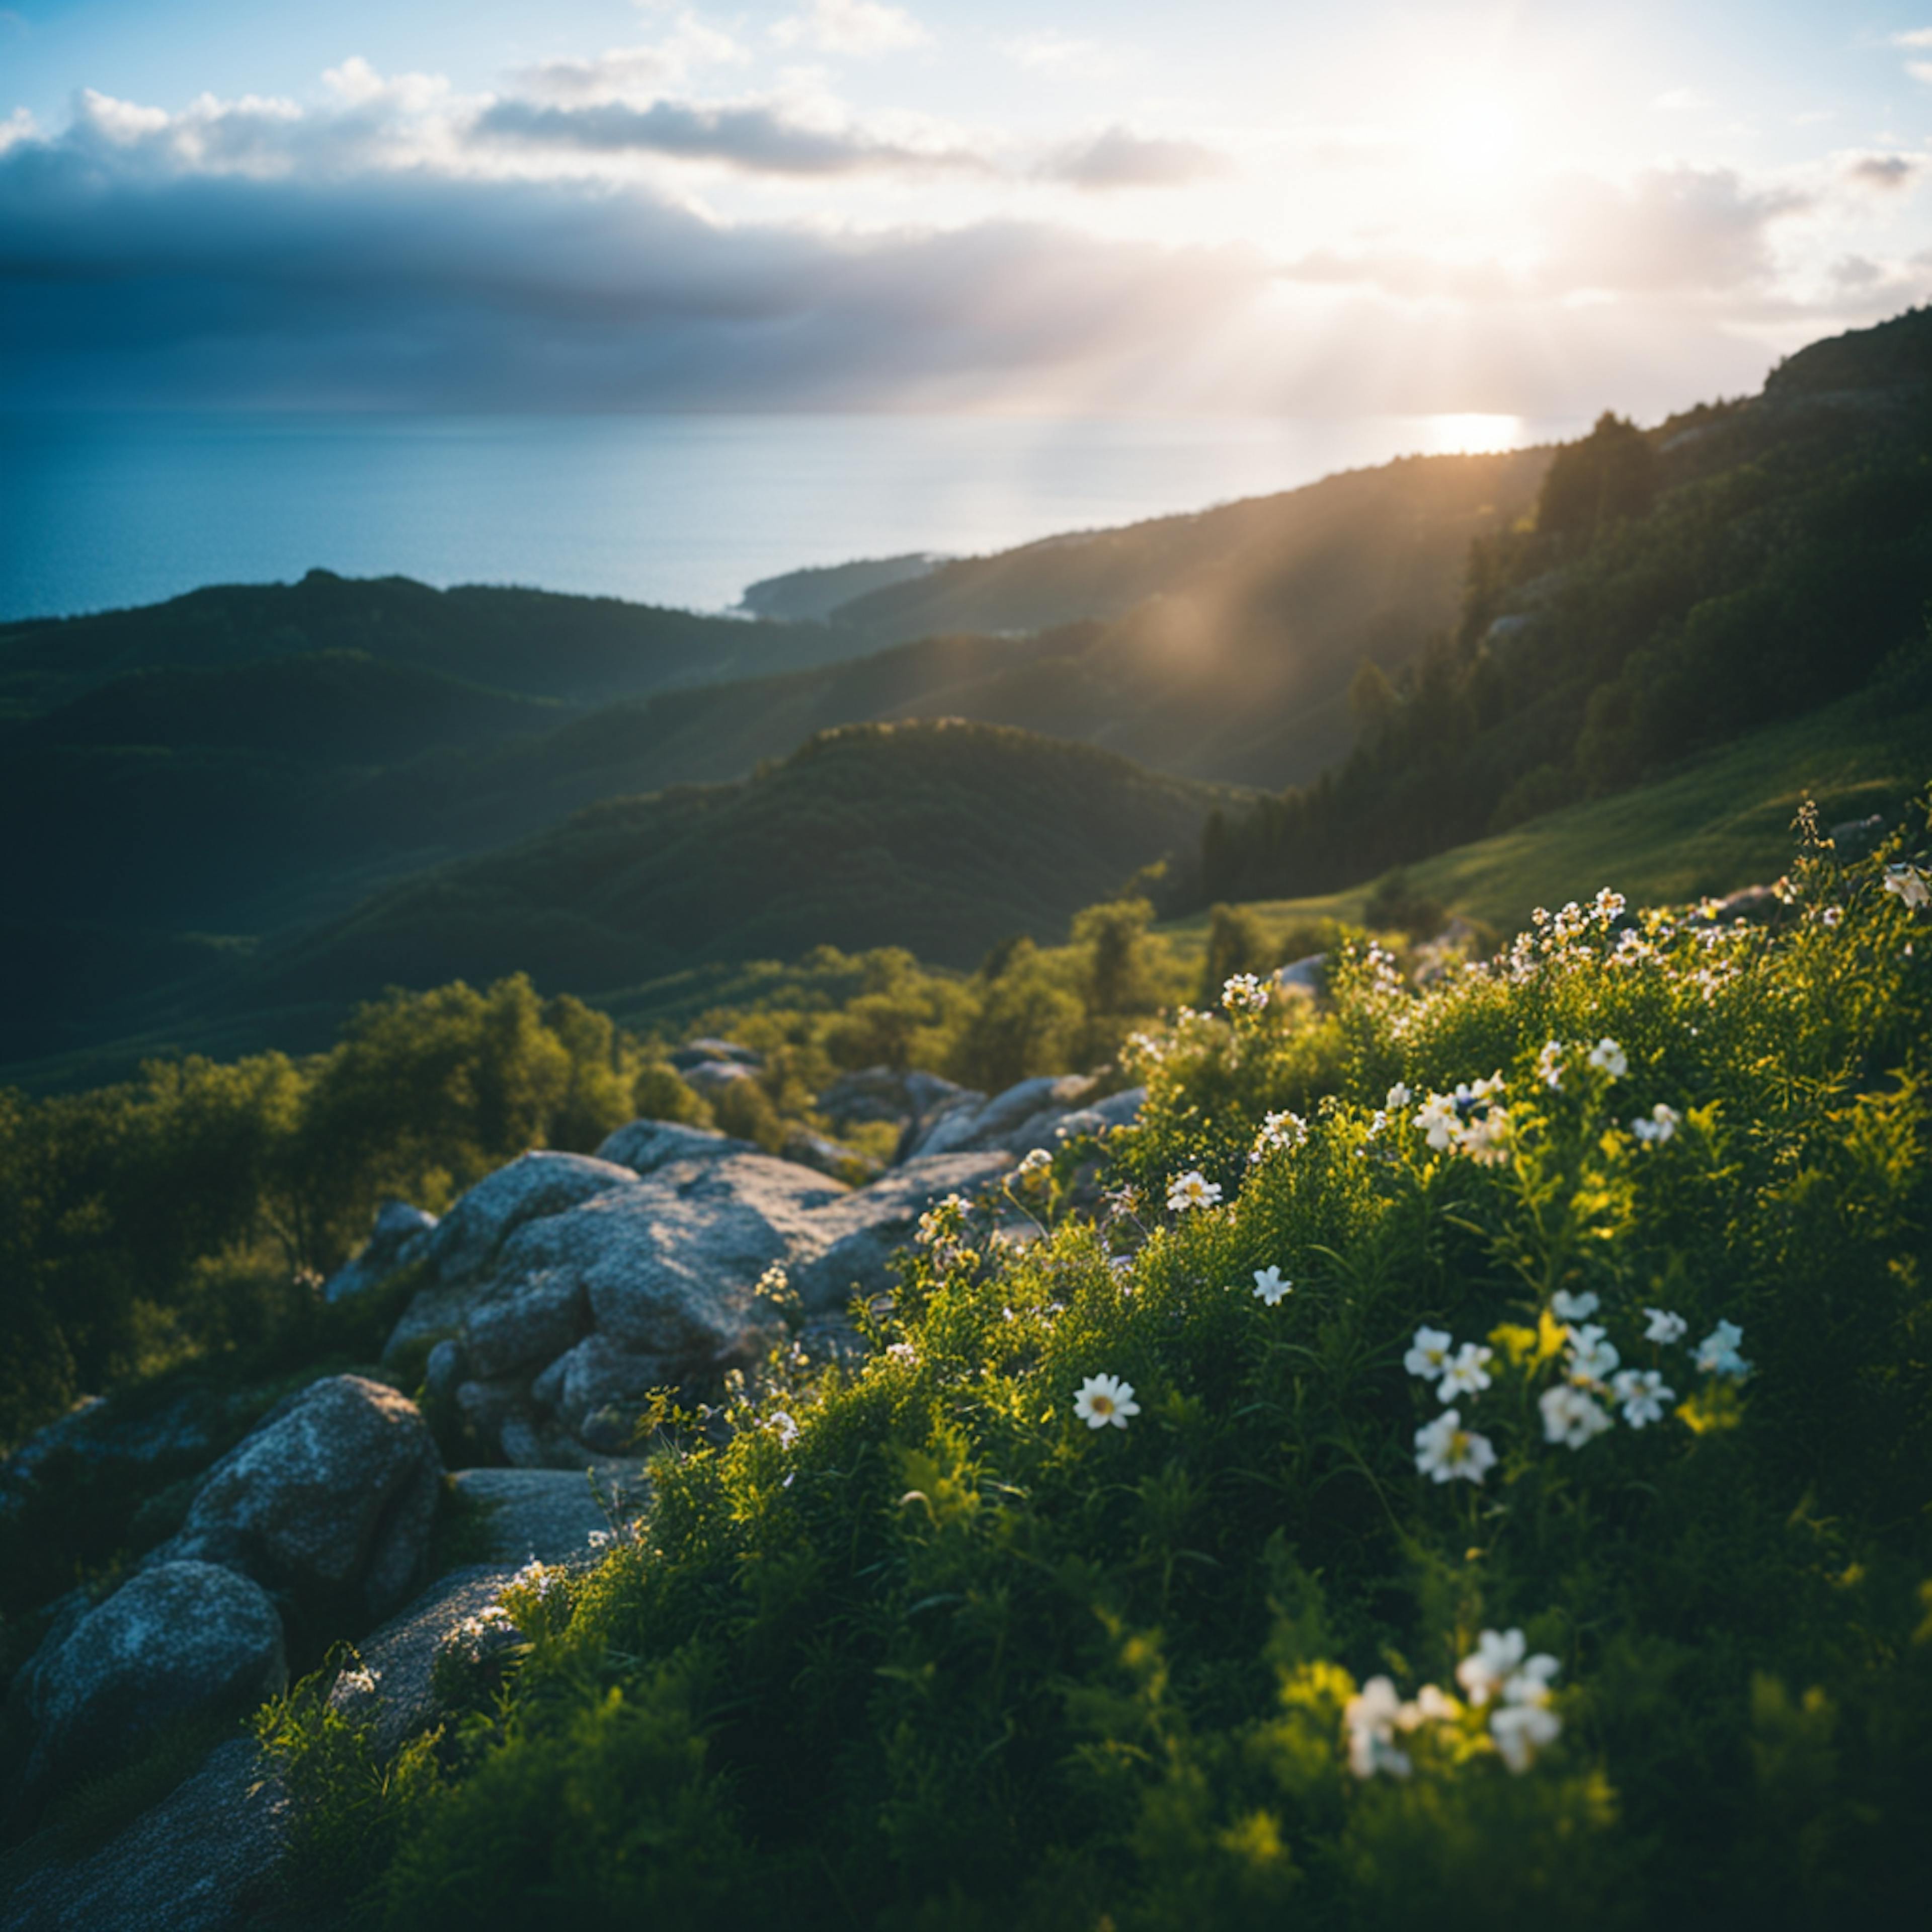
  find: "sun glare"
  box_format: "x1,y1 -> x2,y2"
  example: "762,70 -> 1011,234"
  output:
1421,413 -> 1526,454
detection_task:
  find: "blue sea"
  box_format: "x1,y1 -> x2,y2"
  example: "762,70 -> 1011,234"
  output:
0,411 -> 1578,623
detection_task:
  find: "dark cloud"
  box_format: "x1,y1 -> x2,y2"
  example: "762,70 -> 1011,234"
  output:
474,96 -> 986,176
1844,152 -> 1920,192
1043,127 -> 1231,190
0,133 -> 1263,408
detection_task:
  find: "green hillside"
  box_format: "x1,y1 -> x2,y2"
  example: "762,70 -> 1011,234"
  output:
1200,309 -> 1932,902
244,719 -> 1244,1011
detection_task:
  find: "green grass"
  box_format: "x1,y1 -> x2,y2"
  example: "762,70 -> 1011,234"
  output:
1156,671 -> 1932,958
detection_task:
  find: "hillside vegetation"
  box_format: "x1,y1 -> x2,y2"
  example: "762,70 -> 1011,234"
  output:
1199,309 -> 1932,902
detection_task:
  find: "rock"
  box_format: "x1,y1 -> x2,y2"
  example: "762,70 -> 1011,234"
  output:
461,1265 -> 589,1380
449,1468 -> 631,1567
424,1337 -> 465,1402
528,1334 -> 675,1451
903,1074 -> 1099,1160
782,1123 -> 882,1184
382,1151 -> 637,1363
1711,882 -> 1787,925
1272,954 -> 1327,997
1039,1085 -> 1146,1146
349,1564 -> 517,1756
505,1155 -> 838,1366
820,1067 -> 979,1140
0,1737 -> 289,1932
594,1117 -> 761,1175
159,1375 -> 443,1622
25,1563 -> 286,1789
681,1059 -> 757,1096
669,1037 -> 762,1072
1829,813 -> 1887,858
792,1152 -> 1014,1312
321,1199 -> 438,1306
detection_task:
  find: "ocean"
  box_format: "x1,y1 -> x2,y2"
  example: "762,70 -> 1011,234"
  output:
0,410 -> 1578,623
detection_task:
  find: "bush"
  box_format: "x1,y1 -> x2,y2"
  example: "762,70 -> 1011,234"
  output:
264,809 -> 1932,1927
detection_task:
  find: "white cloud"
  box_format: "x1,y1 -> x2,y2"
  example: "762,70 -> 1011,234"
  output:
1043,128 -> 1231,191
513,15 -> 745,106
1909,61 -> 1932,85
772,0 -> 929,56
1893,28 -> 1932,46
1652,88 -> 1703,112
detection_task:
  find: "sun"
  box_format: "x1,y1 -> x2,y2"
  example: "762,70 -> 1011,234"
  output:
1424,89 -> 1522,181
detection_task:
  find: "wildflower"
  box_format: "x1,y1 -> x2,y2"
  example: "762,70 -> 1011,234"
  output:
1404,1326 -> 1455,1382
915,1195 -> 968,1245
1166,1170 -> 1222,1212
1251,1265 -> 1293,1306
509,1559 -> 564,1601
1492,1697 -> 1562,1772
1222,972 -> 1270,1015
1540,1383 -> 1613,1448
1412,1683 -> 1462,1724
1632,1102 -> 1681,1146
1387,1081 -> 1412,1109
1344,1676 -> 1413,1780
1413,1093 -> 1460,1152
1550,1289 -> 1599,1323
768,1411 -> 800,1448
1461,1107 -> 1511,1166
1820,906 -> 1843,928
1694,1319 -> 1751,1380
1586,1037 -> 1628,1079
1592,887 -> 1626,922
1456,1629 -> 1527,1706
1074,1373 -> 1140,1430
1249,1110 -> 1308,1163
1414,1408 -> 1497,1484
1014,1147 -> 1053,1184
1883,863 -> 1930,910
1643,1307 -> 1688,1344
1439,1341 -> 1494,1400
886,1341 -> 918,1364
1566,1323 -> 1620,1387
1536,1039 -> 1564,1091
587,1530 -> 612,1550
1611,1367 -> 1675,1427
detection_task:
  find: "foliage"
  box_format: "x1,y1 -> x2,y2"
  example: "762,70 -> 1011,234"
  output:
1200,311 -> 1932,904
260,808 -> 1932,1928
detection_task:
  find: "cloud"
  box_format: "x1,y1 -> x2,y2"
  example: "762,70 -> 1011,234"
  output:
511,17 -> 745,105
0,118 -> 1264,411
1652,89 -> 1703,111
1843,152 -> 1920,192
474,96 -> 985,177
1893,28 -> 1932,46
1042,127 -> 1231,191
771,0 -> 928,56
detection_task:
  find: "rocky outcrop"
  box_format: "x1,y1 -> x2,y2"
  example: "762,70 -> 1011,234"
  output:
156,1375 -> 443,1623
23,1563 -> 286,1790
321,1199 -> 438,1305
449,1468 -> 625,1567
594,1117 -> 760,1175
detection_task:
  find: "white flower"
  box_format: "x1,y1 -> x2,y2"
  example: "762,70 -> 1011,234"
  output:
1411,1683 -> 1461,1725
1251,1265 -> 1293,1306
1404,1326 -> 1456,1382
1632,1102 -> 1681,1146
1536,1039 -> 1564,1091
1386,1082 -> 1412,1110
587,1529 -> 613,1550
1694,1319 -> 1751,1380
1166,1170 -> 1222,1213
886,1341 -> 918,1364
1456,1628 -> 1526,1706
1491,1699 -> 1562,1773
1539,1383 -> 1613,1448
1566,1323 -> 1620,1387
1611,1367 -> 1675,1427
1550,1289 -> 1599,1323
915,1195 -> 968,1245
1883,863 -> 1930,910
1592,887 -> 1626,923
1438,1342 -> 1494,1400
1074,1374 -> 1140,1430
1413,1093 -> 1460,1151
1642,1307 -> 1687,1345
1222,972 -> 1270,1015
1586,1037 -> 1628,1079
1249,1110 -> 1308,1164
768,1411 -> 800,1448
1461,1107 -> 1511,1166
1820,906 -> 1843,928
1414,1408 -> 1497,1484
1014,1147 -> 1053,1184
1344,1676 -> 1413,1780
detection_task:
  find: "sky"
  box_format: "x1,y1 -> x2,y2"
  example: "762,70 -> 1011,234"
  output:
4,1 -> 1932,417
